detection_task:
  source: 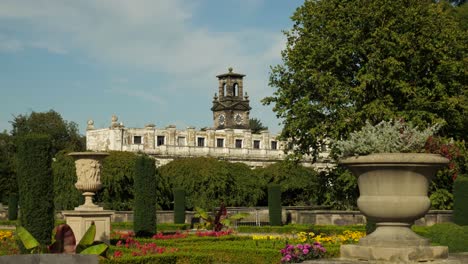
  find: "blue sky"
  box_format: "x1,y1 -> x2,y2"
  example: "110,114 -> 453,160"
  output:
0,0 -> 303,135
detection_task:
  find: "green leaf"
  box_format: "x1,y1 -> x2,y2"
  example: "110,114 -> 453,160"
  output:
76,222 -> 96,253
16,226 -> 40,250
79,243 -> 108,255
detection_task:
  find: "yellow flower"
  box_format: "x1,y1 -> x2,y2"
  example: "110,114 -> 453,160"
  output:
0,230 -> 13,240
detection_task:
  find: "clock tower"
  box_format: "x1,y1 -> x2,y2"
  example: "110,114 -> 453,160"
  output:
211,67 -> 251,129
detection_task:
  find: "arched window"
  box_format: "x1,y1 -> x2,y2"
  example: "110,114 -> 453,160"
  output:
222,82 -> 227,97
233,83 -> 239,97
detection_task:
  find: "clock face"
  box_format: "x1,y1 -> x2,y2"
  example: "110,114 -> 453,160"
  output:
219,114 -> 225,125
235,113 -> 243,125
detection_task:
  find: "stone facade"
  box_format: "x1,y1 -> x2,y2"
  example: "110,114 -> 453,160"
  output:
86,118 -> 330,168
86,68 -> 331,168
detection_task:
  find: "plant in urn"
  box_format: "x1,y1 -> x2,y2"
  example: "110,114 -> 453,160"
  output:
68,152 -> 109,211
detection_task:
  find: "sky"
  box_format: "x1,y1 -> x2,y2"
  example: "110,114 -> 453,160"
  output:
0,0 -> 303,135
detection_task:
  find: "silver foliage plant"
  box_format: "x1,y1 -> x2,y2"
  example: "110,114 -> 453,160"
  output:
333,120 -> 439,159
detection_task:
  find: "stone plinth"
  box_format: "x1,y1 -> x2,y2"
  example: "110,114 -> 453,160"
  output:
62,210 -> 114,244
341,244 -> 449,263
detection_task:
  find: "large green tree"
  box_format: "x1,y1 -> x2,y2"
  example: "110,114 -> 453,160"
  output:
264,0 -> 467,159
11,110 -> 85,156
249,118 -> 268,134
159,157 -> 263,209
254,161 -> 319,206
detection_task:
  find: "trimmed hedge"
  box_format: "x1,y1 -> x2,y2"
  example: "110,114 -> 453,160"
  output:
426,223 -> 468,253
101,253 -> 214,264
16,134 -> 54,247
453,175 -> 468,226
133,155 -> 157,237
237,224 -> 365,234
268,184 -> 282,226
7,193 -> 18,221
173,188 -> 186,224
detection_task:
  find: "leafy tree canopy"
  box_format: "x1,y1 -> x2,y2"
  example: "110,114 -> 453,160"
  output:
254,161 -> 319,206
264,0 -> 467,159
11,110 -> 85,156
159,157 -> 263,209
249,118 -> 268,134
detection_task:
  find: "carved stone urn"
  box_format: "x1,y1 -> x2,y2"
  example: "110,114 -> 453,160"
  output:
68,152 -> 109,211
340,153 -> 449,262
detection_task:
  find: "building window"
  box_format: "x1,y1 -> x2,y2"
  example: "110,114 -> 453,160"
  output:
197,137 -> 205,147
177,137 -> 186,146
235,139 -> 242,148
271,141 -> 277,150
133,136 -> 142,144
253,140 -> 260,149
157,136 -> 165,146
216,138 -> 224,148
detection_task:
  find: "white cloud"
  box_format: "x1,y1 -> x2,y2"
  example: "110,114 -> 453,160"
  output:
0,0 -> 287,133
0,0 -> 283,74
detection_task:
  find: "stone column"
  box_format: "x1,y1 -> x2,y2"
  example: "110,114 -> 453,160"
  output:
206,128 -> 215,147
166,125 -> 176,146
144,124 -> 156,149
187,127 -> 196,146
261,130 -> 270,150
243,130 -> 252,149
225,129 -> 234,148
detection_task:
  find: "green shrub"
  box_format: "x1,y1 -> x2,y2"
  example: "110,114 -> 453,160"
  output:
16,134 -> 54,247
101,253 -> 214,264
7,193 -> 18,221
52,150 -> 82,210
254,161 -> 319,206
268,184 -> 282,226
427,223 -> 468,253
98,151 -> 137,210
173,188 -> 186,224
333,120 -> 439,159
133,155 -> 157,237
453,175 -> 468,226
159,157 -> 262,209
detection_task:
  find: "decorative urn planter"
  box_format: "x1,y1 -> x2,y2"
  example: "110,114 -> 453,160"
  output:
340,153 -> 450,262
68,152 -> 109,211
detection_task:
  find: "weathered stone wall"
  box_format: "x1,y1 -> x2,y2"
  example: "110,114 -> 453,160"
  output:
86,116 -> 332,169
50,209 -> 454,227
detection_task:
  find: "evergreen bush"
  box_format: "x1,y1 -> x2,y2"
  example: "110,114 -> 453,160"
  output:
453,175 -> 468,226
16,134 -> 54,247
52,150 -> 82,210
268,184 -> 282,226
133,154 -> 157,237
7,193 -> 18,220
173,188 -> 186,224
427,223 -> 468,253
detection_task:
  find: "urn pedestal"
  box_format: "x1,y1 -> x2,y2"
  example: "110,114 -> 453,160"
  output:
340,153 -> 449,262
62,152 -> 113,243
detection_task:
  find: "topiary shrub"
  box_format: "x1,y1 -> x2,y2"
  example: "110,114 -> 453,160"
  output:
453,175 -> 468,226
268,184 -> 282,226
173,188 -> 186,224
133,154 -> 157,237
427,223 -> 468,253
8,193 -> 18,221
16,134 -> 54,247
